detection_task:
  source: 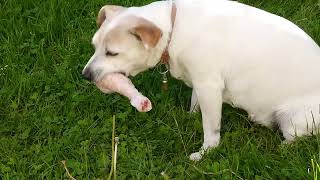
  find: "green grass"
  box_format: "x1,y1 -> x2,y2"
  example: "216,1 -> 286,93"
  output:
1,0 -> 320,179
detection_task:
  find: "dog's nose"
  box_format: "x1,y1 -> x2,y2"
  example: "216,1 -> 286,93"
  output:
82,68 -> 93,82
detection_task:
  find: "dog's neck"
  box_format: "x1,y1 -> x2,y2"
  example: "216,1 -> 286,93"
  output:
160,2 -> 176,65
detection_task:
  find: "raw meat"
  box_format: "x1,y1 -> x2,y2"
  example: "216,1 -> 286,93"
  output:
96,73 -> 152,112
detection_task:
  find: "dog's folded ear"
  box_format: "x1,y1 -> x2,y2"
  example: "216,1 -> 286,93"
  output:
97,5 -> 126,27
129,18 -> 163,49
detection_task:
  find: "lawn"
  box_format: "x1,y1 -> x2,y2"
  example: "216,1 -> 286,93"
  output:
1,0 -> 320,179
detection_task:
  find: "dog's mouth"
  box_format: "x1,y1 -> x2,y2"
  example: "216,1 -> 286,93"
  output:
119,72 -> 127,76
95,71 -> 127,81
109,71 -> 127,76
94,71 -> 128,94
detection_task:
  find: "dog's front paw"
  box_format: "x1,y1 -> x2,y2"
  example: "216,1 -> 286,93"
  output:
189,147 -> 206,161
189,139 -> 219,161
189,151 -> 203,161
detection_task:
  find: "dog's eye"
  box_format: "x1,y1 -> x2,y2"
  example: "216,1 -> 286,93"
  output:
106,51 -> 119,57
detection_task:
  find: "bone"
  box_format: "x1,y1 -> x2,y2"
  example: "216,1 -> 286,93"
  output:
96,73 -> 152,112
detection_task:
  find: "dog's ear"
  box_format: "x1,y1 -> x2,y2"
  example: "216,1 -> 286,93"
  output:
129,18 -> 162,49
97,5 -> 126,27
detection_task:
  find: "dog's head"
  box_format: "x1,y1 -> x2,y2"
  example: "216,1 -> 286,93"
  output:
82,5 -> 164,82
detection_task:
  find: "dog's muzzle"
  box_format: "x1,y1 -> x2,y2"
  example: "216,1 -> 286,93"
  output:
82,67 -> 94,82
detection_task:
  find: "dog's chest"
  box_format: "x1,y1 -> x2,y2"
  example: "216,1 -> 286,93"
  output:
169,60 -> 193,87
174,73 -> 192,87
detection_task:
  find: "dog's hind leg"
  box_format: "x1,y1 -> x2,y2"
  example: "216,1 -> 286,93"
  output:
274,96 -> 320,142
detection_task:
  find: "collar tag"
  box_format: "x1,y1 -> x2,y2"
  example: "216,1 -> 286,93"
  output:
156,63 -> 169,92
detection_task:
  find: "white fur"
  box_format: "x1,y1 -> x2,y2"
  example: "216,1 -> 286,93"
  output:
83,0 -> 320,161
167,0 -> 320,160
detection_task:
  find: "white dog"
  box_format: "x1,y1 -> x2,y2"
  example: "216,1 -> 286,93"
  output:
82,0 -> 320,161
